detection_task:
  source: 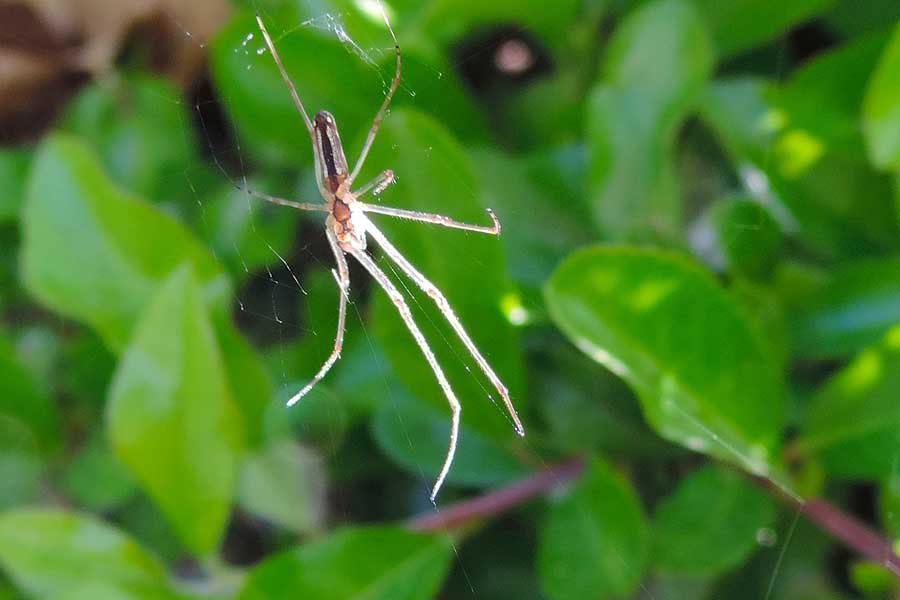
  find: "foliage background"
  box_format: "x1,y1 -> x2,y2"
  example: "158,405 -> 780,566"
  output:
2,0 -> 900,598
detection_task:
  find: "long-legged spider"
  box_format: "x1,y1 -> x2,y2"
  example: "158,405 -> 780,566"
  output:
246,9 -> 525,500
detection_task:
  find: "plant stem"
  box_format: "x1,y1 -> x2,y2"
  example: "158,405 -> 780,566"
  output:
408,456 -> 900,576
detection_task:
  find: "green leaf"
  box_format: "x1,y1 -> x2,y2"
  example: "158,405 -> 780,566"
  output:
63,74 -> 196,204
652,465 -> 776,575
0,335 -> 58,453
864,20 -> 900,170
469,147 -> 592,306
361,108 -> 525,438
62,434 -> 137,512
371,388 -> 530,488
21,134 -> 228,351
0,150 -> 30,223
0,509 -> 173,599
710,197 -> 783,279
237,441 -> 326,534
545,246 -> 784,475
688,0 -> 834,58
237,526 -> 453,600
107,265 -> 244,555
538,457 -> 649,600
800,324 -> 900,479
789,257 -> 900,359
701,77 -> 896,260
589,0 -> 714,241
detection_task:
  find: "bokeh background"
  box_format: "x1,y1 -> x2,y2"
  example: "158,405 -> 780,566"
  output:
3,0 -> 900,598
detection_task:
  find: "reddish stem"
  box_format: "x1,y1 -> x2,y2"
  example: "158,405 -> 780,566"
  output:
408,456 -> 900,577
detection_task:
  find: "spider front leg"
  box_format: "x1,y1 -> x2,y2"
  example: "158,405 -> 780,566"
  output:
287,227 -> 350,406
349,247 -> 460,501
358,202 -> 502,235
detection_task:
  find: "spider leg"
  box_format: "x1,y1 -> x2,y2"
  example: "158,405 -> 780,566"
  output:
354,169 -> 396,198
349,247 -> 459,501
287,228 -> 349,406
358,203 -> 502,235
256,15 -> 315,137
347,2 -> 402,184
360,213 -> 525,436
242,186 -> 328,213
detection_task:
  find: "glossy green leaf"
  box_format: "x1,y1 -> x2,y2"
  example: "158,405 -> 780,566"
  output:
237,441 -> 326,534
790,257 -> 900,358
21,134 -> 228,351
0,509 -> 173,599
538,457 -> 649,600
0,335 -> 58,453
652,465 -> 776,575
107,265 -> 244,555
800,324 -> 900,478
589,0 -> 714,241
237,526 -> 453,600
0,150 -> 30,222
864,20 -> 900,170
546,246 -> 784,475
63,74 -> 196,204
371,388 -> 530,488
360,108 -> 525,438
689,0 -> 833,58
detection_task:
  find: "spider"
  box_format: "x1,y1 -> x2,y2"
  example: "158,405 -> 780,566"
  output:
245,9 -> 525,500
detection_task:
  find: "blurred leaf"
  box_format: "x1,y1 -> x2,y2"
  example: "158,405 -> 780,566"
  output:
789,257 -> 900,359
62,434 -> 137,512
880,470 -> 900,539
538,457 -> 649,600
778,32 -> 888,161
361,108 -> 525,438
237,526 -> 453,600
238,440 -> 326,534
214,315 -> 272,447
533,341 -> 674,459
63,74 -> 196,204
0,335 -> 58,453
371,388 -> 530,488
710,197 -> 783,279
0,150 -> 30,223
824,0 -> 900,36
729,281 -> 790,370
201,179 -> 301,281
21,134 -> 228,351
0,420 -> 43,511
688,0 -> 833,58
800,324 -> 900,479
0,509 -> 174,599
107,265 -> 244,555
589,0 -> 714,241
849,560 -> 894,596
470,147 -> 592,308
415,0 -> 580,51
864,20 -> 900,170
546,246 -> 784,475
652,465 -> 776,575
701,77 -> 897,259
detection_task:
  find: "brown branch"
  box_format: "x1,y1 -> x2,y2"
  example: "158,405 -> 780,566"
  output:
407,457 -> 586,531
408,456 -> 900,577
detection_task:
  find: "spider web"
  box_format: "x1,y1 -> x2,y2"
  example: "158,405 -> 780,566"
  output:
130,3 -> 838,598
